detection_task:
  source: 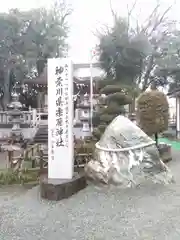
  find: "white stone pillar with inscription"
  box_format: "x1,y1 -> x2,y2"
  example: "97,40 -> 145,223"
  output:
176,97 -> 180,138
48,58 -> 74,179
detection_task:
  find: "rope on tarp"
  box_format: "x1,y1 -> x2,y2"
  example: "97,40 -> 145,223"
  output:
95,140 -> 155,152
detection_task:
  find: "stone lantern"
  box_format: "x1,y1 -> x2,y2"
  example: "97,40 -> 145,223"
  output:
7,92 -> 23,142
1,92 -> 24,169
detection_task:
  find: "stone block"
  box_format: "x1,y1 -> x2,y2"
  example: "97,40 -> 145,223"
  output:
40,172 -> 87,201
158,143 -> 172,163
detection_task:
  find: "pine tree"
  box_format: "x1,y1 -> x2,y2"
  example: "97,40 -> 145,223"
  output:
93,80 -> 132,140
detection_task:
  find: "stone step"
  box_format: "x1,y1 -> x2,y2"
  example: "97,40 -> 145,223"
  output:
32,126 -> 48,144
35,134 -> 48,137
34,137 -> 48,141
34,133 -> 47,137
39,125 -> 48,128
34,139 -> 47,142
34,139 -> 47,141
36,130 -> 48,134
36,129 -> 48,132
34,138 -> 48,141
36,130 -> 47,133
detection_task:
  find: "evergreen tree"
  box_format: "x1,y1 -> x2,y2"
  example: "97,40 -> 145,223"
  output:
136,87 -> 169,146
93,80 -> 132,140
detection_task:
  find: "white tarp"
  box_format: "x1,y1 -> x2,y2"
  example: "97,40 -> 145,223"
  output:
85,115 -> 174,187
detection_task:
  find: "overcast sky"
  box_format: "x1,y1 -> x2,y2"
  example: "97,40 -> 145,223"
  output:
1,0 -> 179,62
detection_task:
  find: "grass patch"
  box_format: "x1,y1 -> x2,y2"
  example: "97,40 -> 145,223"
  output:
159,137 -> 180,151
0,168 -> 39,185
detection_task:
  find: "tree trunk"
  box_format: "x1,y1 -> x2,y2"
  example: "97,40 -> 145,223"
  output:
2,68 -> 11,109
155,133 -> 158,147
0,99 -> 5,111
142,55 -> 154,92
129,98 -> 135,114
37,91 -> 45,109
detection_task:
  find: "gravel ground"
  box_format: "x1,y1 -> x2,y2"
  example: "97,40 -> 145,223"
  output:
0,151 -> 180,239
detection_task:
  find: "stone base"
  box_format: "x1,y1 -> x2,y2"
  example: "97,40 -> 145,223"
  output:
158,143 -> 172,163
40,172 -> 87,201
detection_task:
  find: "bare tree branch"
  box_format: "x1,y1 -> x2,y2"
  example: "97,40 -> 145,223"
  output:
127,0 -> 138,16
109,0 -> 116,22
149,6 -> 173,36
92,23 -> 111,39
142,3 -> 174,36
136,19 -> 140,34
98,0 -> 177,92
138,0 -> 176,91
53,0 -> 72,26
127,0 -> 138,33
142,3 -> 160,33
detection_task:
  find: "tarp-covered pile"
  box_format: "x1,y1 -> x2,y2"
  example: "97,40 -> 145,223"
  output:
85,116 -> 173,187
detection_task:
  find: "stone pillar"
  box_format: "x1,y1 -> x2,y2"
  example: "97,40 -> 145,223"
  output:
82,94 -> 90,131
74,109 -> 79,123
37,92 -> 45,109
82,122 -> 90,132
84,93 -> 89,106
44,94 -> 48,112
176,97 -> 180,138
32,109 -> 37,126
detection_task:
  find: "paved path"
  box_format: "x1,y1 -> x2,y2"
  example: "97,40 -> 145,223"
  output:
0,151 -> 180,239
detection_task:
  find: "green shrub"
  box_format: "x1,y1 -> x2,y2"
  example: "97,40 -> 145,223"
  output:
100,114 -> 115,123
74,141 -> 95,155
92,114 -> 101,127
100,85 -> 123,94
137,90 -> 169,136
136,89 -> 169,145
92,82 -> 132,140
92,128 -> 102,140
106,92 -> 132,105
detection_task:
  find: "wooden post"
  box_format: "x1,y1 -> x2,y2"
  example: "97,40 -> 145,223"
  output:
8,150 -> 14,169
31,145 -> 34,168
39,150 -> 43,174
31,146 -> 34,157
176,97 -> 180,138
